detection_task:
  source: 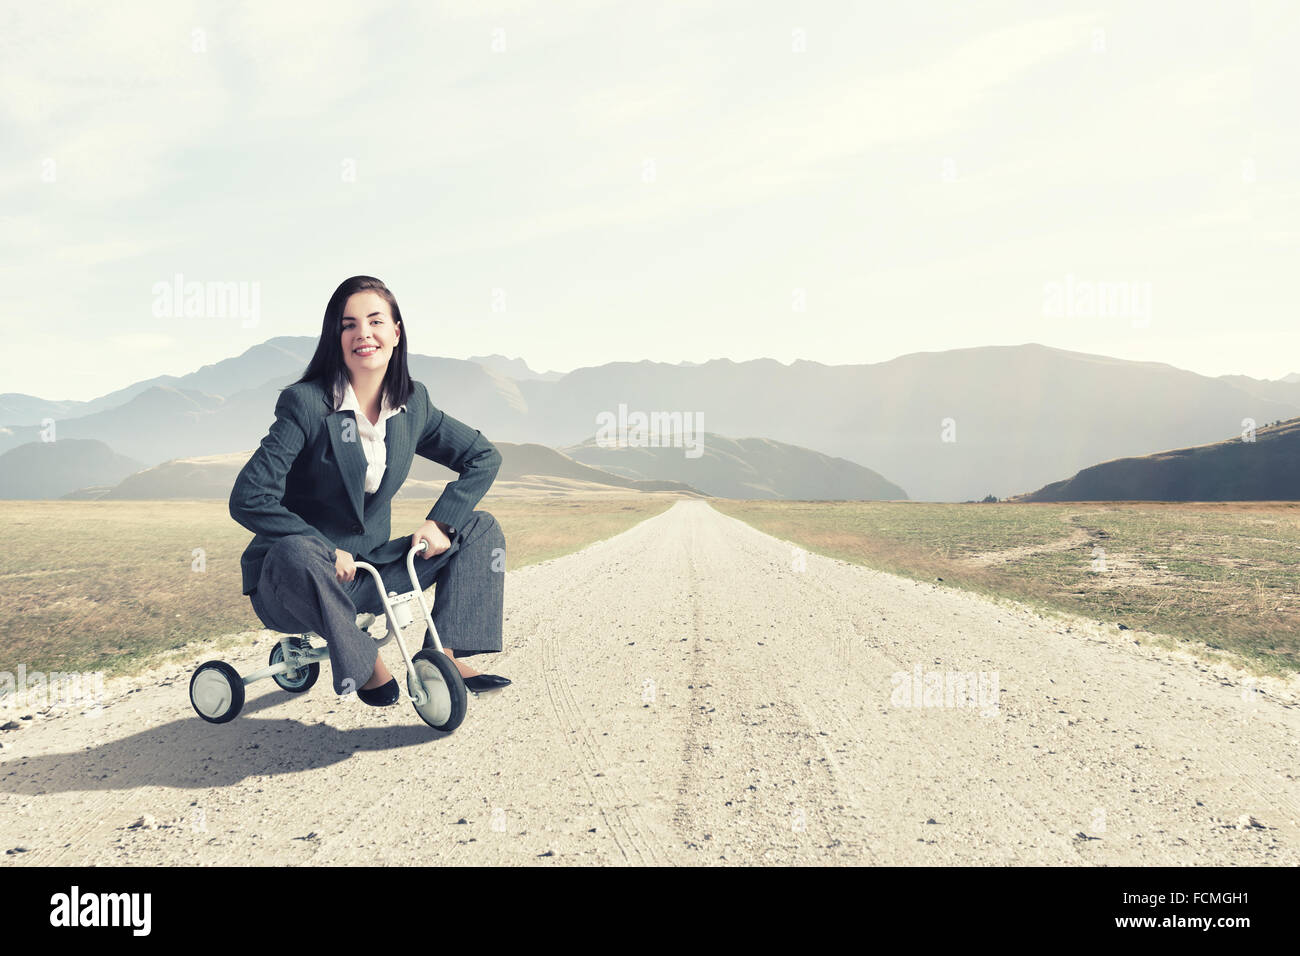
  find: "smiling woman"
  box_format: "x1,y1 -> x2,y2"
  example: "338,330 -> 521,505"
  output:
340,288 -> 401,425
227,275 -> 510,702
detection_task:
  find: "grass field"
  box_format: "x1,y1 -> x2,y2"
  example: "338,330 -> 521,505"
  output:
7,495 -> 1296,690
710,499 -> 1300,678
0,494 -> 678,683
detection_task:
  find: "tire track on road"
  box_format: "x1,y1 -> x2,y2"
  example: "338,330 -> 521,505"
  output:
533,533 -> 671,866
718,511 -> 1088,864
673,515 -> 875,863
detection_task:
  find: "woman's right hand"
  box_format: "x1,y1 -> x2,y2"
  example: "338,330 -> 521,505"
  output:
334,548 -> 357,584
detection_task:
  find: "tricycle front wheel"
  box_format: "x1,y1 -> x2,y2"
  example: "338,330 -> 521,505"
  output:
269,639 -> 320,693
408,649 -> 467,732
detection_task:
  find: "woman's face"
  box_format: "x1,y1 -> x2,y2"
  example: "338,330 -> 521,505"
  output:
341,291 -> 400,376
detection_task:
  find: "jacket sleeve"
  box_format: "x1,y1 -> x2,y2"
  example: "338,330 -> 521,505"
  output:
416,386 -> 501,535
228,388 -> 337,550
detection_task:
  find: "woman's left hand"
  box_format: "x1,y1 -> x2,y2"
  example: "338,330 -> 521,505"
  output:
411,520 -> 452,558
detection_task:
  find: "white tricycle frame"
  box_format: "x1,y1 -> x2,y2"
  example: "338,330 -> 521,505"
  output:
190,540 -> 469,731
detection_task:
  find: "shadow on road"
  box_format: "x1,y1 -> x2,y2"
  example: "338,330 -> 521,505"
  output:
0,690 -> 453,794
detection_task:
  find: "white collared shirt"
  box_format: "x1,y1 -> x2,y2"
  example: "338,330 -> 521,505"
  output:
333,380 -> 407,494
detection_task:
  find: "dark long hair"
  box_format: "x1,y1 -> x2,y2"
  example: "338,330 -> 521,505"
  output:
289,275 -> 414,411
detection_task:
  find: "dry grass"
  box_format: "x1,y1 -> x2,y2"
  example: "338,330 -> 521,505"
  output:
711,499 -> 1300,678
0,494 -> 680,681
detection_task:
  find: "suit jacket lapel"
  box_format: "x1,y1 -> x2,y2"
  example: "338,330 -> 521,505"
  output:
371,406 -> 413,504
317,381 -> 412,528
326,409 -> 368,526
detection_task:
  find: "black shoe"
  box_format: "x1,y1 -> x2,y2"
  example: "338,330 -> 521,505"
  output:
463,674 -> 511,693
357,676 -> 401,706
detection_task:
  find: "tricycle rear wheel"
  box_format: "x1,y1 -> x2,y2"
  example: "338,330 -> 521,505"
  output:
190,661 -> 245,723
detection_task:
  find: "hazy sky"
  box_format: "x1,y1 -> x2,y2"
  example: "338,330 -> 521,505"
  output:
3,0 -> 1297,401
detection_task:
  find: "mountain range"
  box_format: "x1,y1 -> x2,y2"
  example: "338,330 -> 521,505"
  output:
1,340 -> 1297,502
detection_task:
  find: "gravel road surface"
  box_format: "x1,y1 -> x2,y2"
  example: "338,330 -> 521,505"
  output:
2,499 -> 1296,865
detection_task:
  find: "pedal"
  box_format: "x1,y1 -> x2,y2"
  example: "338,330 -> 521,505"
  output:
356,612 -> 377,631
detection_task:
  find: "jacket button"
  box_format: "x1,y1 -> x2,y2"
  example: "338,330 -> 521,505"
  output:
352,524 -> 363,533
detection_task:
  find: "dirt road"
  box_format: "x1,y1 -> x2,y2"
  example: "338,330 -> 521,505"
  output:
3,499 -> 1297,865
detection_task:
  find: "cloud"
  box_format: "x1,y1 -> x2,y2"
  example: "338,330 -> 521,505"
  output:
54,238 -> 162,267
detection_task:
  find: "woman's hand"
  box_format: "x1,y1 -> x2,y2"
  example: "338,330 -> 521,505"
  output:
334,548 -> 357,583
411,520 -> 452,559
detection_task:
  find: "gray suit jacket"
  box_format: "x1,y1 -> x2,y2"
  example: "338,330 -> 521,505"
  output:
229,377 -> 501,595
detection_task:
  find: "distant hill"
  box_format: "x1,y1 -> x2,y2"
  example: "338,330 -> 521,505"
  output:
1216,373 -> 1300,407
485,442 -> 700,493
468,354 -> 565,382
0,439 -> 144,499
562,431 -> 908,500
89,452 -> 250,500
56,441 -> 701,501
1010,418 -> 1300,502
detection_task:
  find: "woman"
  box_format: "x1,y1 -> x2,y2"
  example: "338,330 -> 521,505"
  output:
229,275 -> 510,705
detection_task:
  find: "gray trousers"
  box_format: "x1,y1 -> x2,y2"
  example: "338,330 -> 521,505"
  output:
248,510 -> 506,695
